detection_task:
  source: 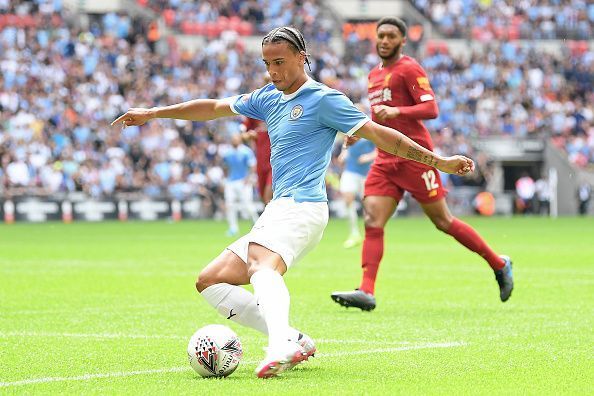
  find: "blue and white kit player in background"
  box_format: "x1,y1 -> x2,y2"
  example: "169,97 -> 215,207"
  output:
112,26 -> 475,378
339,137 -> 376,249
222,134 -> 259,237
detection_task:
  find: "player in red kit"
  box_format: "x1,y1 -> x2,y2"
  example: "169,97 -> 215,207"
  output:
241,117 -> 273,204
331,17 -> 513,311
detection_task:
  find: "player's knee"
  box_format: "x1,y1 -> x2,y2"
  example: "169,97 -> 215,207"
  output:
246,261 -> 281,278
432,217 -> 451,232
196,268 -> 218,293
363,210 -> 385,228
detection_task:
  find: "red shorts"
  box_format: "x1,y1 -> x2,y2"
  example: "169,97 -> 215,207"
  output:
257,167 -> 272,199
364,160 -> 448,204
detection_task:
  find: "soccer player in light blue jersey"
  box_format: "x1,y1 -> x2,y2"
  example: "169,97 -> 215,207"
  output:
113,26 -> 475,379
222,134 -> 258,237
339,137 -> 376,249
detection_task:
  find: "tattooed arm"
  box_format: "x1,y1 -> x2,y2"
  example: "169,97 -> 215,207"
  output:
354,120 -> 474,175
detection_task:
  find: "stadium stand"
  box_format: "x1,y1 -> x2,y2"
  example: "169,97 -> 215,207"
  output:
411,0 -> 594,40
0,0 -> 592,217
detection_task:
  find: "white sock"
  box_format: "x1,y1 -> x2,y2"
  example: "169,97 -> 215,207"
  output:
250,269 -> 290,350
201,283 -> 267,334
347,202 -> 359,235
226,202 -> 238,232
200,283 -> 300,341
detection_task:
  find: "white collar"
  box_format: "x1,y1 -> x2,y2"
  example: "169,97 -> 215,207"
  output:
280,77 -> 314,101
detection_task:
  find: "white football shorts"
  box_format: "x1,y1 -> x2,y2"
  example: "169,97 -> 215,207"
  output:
224,179 -> 252,204
339,170 -> 366,196
227,197 -> 329,268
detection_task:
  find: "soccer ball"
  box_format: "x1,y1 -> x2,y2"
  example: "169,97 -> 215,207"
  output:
187,324 -> 243,378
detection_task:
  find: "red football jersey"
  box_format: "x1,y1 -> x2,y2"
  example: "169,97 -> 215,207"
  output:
243,117 -> 271,173
368,55 -> 435,164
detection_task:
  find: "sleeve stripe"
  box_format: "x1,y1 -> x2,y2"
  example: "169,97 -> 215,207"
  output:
345,117 -> 370,136
420,94 -> 434,102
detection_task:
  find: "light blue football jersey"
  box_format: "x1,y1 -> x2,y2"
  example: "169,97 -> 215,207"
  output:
228,79 -> 369,202
345,139 -> 375,176
223,145 -> 256,181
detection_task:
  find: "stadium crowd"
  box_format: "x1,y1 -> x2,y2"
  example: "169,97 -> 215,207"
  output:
1,1 -> 593,208
341,36 -> 593,168
138,0 -> 333,42
412,0 -> 594,40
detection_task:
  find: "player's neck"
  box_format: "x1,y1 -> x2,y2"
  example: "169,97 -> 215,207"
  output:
381,53 -> 404,68
283,73 -> 309,95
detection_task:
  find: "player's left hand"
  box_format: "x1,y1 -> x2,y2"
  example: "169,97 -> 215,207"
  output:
438,155 -> 475,175
372,105 -> 400,121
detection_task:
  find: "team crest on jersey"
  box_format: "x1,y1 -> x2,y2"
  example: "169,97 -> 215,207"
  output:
290,104 -> 304,120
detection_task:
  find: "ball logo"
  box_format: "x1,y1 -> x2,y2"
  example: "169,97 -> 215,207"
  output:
290,104 -> 304,120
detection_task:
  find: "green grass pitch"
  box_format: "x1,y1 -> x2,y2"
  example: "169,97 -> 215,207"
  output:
1,217 -> 592,394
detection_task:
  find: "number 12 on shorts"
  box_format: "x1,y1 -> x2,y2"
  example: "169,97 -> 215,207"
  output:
421,170 -> 439,191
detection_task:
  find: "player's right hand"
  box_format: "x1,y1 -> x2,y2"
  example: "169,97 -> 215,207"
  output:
372,105 -> 400,121
111,108 -> 155,127
439,155 -> 475,176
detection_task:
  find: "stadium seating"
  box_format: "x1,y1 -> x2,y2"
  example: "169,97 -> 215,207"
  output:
0,0 -> 592,206
411,0 -> 594,40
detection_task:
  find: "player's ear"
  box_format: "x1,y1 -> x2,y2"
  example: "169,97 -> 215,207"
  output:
299,50 -> 306,64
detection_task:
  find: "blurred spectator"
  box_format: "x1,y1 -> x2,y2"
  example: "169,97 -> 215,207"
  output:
342,39 -> 594,171
0,3 -> 266,205
577,182 -> 591,215
140,0 -> 332,43
412,0 -> 594,40
0,1 -> 592,209
535,175 -> 552,215
515,172 -> 536,214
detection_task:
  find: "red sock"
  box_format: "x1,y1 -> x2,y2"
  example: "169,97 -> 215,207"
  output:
447,218 -> 504,270
359,226 -> 384,295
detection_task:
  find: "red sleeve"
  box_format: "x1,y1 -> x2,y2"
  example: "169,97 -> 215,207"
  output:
402,62 -> 436,105
398,61 -> 438,119
397,100 -> 438,119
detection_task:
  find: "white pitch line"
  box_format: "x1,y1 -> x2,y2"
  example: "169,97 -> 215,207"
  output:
0,341 -> 466,388
0,332 -> 415,345
0,332 -> 185,340
0,367 -> 192,388
3,302 -> 196,316
316,342 -> 466,357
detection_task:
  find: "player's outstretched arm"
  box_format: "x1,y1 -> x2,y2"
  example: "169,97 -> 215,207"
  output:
355,121 -> 474,175
111,99 -> 236,127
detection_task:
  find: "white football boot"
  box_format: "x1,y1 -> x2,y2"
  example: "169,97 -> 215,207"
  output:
255,341 -> 307,378
286,332 -> 316,369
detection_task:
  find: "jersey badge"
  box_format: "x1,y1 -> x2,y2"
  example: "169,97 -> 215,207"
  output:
289,104 -> 304,120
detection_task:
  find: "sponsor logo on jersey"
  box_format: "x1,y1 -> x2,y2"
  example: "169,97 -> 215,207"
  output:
416,77 -> 431,90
